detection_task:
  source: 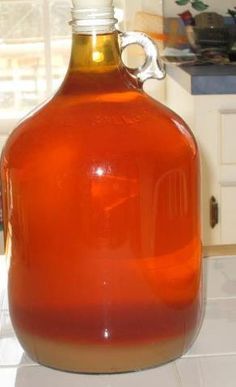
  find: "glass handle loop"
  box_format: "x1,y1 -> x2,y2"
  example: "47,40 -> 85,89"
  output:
120,31 -> 166,88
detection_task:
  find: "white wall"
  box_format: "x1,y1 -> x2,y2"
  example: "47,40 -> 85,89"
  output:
164,0 -> 235,17
122,0 -> 163,23
142,0 -> 163,15
125,0 -> 142,21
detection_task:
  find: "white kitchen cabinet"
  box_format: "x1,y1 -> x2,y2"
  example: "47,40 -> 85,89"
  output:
166,74 -> 236,246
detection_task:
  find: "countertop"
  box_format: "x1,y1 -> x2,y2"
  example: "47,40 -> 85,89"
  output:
167,64 -> 236,95
1,255 -> 236,387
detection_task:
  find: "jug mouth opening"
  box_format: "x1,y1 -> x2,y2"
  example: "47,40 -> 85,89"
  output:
70,7 -> 118,34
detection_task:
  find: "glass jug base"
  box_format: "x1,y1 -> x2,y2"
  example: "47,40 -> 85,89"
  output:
15,328 -> 193,374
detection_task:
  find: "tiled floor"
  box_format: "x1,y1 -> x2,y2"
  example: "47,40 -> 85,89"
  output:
0,255 -> 236,386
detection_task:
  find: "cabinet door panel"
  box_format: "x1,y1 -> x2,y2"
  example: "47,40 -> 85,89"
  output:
220,113 -> 236,165
221,186 -> 236,244
220,166 -> 236,186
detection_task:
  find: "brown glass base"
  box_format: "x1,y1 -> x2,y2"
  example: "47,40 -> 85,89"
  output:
15,329 -> 192,373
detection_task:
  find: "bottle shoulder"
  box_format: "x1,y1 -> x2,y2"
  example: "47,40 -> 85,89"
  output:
2,89 -> 198,169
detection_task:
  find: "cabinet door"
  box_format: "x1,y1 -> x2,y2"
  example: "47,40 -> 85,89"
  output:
219,111 -> 236,245
165,80 -> 236,246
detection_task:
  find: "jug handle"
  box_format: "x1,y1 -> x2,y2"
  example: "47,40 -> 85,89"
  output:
119,31 -> 166,88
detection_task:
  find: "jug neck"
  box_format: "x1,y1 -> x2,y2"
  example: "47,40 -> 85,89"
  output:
68,32 -> 122,74
71,1 -> 118,35
58,1 -> 138,94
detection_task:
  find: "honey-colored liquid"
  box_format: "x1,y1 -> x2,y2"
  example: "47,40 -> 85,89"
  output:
1,33 -> 203,373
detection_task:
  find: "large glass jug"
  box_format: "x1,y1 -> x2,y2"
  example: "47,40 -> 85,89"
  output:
0,0 -> 203,373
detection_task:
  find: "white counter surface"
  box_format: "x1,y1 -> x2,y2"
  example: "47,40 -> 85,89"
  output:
1,255 -> 236,387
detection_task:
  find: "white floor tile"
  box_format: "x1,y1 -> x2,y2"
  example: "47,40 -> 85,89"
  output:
0,337 -> 24,366
83,363 -> 181,387
205,257 -> 236,299
177,356 -> 236,387
186,298 -> 236,356
3,363 -> 181,387
0,256 -> 7,310
0,337 -> 35,367
0,369 -> 17,387
0,311 -> 35,367
2,291 -> 9,311
0,310 -> 14,337
7,357 -> 236,387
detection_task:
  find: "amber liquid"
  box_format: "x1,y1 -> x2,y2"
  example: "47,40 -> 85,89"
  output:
1,33 -> 202,373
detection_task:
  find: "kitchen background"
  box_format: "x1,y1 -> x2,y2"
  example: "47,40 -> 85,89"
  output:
1,0 -> 236,252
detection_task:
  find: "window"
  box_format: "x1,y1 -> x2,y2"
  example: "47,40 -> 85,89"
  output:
0,1 -> 126,133
0,0 -> 72,132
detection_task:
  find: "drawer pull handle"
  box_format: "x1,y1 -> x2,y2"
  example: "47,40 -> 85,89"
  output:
210,196 -> 219,229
